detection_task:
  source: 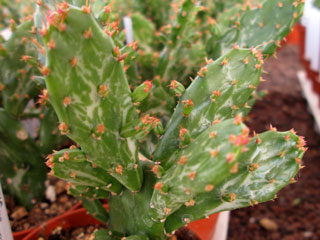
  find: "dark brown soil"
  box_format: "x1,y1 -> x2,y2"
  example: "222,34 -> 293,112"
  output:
174,227 -> 201,240
228,46 -> 320,239
6,176 -> 78,232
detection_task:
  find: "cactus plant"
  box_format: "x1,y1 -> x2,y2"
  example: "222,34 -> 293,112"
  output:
0,108 -> 46,209
0,13 -> 67,207
20,0 -> 307,238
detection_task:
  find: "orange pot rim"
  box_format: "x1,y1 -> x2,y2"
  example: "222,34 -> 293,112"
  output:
23,204 -> 219,240
13,202 -> 82,240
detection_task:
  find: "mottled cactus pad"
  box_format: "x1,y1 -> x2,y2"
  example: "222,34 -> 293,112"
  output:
43,6 -> 142,191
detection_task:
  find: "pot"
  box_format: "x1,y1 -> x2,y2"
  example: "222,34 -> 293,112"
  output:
188,213 -> 219,240
24,204 -> 219,240
13,202 -> 81,240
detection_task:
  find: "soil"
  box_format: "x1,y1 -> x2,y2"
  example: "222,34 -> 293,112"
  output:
45,225 -> 199,240
174,227 -> 200,240
47,224 -> 103,240
228,45 -> 320,239
6,175 -> 78,232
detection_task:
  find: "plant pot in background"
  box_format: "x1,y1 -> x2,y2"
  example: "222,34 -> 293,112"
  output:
23,207 -> 101,240
285,23 -> 301,46
188,213 -> 219,240
24,205 -> 219,240
13,202 -> 81,240
13,229 -> 34,240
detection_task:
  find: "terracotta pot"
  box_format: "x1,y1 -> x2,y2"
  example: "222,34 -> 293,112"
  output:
188,213 -> 219,240
279,23 -> 301,50
24,204 -> 219,240
13,202 -> 82,240
285,23 -> 301,45
297,24 -> 306,62
13,229 -> 33,240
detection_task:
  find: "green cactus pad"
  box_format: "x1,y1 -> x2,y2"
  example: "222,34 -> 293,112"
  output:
154,48 -> 262,168
43,5 -> 142,191
165,129 -> 305,232
151,119 -> 249,220
68,184 -> 110,199
48,148 -> 122,194
219,0 -> 304,57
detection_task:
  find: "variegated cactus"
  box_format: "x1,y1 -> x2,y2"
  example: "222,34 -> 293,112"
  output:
15,0 -> 307,238
0,8 -> 66,207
